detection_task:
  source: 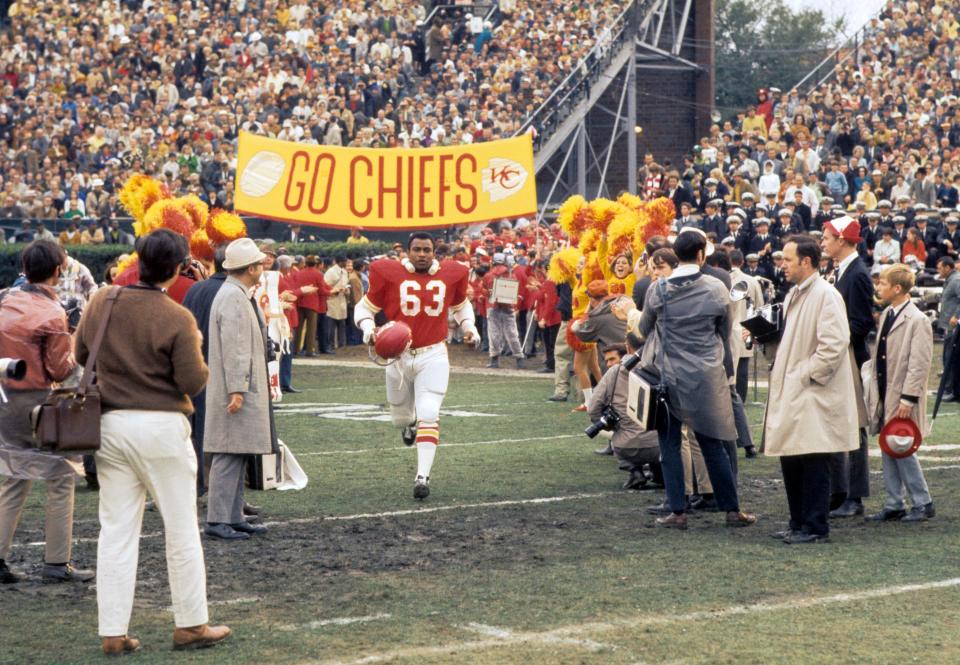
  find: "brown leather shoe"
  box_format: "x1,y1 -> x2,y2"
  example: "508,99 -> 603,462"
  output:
655,512 -> 688,529
172,624 -> 231,651
726,511 -> 757,527
101,635 -> 142,656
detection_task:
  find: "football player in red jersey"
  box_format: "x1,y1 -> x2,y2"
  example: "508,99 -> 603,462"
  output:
354,232 -> 479,499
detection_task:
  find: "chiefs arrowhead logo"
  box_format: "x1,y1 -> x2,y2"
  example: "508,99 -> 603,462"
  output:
482,158 -> 528,202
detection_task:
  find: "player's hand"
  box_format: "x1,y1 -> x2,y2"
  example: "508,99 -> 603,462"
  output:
227,393 -> 244,414
363,327 -> 377,346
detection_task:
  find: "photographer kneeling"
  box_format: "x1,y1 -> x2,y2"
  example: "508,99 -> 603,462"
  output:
587,335 -> 662,490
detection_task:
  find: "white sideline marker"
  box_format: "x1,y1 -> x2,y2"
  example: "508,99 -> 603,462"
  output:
310,578 -> 960,665
279,613 -> 392,631
298,433 -> 583,456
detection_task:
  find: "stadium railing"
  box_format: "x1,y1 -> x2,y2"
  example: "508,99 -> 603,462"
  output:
789,11 -> 884,97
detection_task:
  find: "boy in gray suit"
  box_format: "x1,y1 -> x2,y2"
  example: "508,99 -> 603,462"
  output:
865,264 -> 935,522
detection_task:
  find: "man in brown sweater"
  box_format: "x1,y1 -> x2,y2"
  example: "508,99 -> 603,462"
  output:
75,229 -> 230,655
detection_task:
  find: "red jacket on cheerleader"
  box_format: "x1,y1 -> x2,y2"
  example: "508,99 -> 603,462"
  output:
535,280 -> 562,328
293,266 -> 330,314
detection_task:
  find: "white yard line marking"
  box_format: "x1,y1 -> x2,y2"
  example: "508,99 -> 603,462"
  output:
17,492 -> 611,549
279,614 -> 392,631
298,433 -> 582,456
294,358 -> 552,380
309,578 -> 960,665
269,493 -> 610,525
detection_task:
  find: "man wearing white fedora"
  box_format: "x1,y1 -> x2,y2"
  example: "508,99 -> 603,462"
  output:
204,238 -> 273,541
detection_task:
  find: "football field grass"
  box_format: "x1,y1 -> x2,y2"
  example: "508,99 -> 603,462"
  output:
2,356 -> 960,664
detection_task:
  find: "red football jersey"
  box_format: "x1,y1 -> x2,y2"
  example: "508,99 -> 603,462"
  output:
364,259 -> 469,349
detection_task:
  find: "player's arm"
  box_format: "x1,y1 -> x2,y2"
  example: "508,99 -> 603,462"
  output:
354,297 -> 378,344
449,267 -> 479,343
355,262 -> 386,344
450,298 -> 479,343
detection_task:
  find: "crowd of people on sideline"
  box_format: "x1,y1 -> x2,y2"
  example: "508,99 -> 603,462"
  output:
2,0 -> 960,655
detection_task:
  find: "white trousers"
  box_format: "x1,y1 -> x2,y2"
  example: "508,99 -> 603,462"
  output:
386,343 -> 449,427
95,410 -> 208,636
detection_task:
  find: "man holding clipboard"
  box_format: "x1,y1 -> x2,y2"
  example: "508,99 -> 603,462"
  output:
482,253 -> 525,369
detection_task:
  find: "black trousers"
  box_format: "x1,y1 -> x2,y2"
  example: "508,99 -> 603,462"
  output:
541,323 -> 559,369
829,428 -> 871,501
735,357 -> 750,403
781,453 -> 832,536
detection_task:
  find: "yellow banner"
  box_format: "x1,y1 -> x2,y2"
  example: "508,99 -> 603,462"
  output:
233,132 -> 537,229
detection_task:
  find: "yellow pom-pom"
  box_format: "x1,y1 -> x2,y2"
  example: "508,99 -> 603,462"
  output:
547,246 -> 582,286
587,198 -> 621,233
142,199 -> 195,238
119,174 -> 171,228
582,252 -> 604,284
178,194 -> 209,231
578,228 -> 601,255
190,228 -> 215,263
607,207 -> 640,259
557,195 -> 591,240
616,192 -> 643,211
206,209 -> 248,246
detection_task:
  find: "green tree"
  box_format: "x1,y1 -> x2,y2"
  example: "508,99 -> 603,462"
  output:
715,0 -> 846,114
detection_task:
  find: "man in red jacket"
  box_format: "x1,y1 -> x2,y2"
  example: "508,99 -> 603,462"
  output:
278,256 -> 316,391
292,256 -> 330,356
482,253 -> 524,368
535,276 -> 562,373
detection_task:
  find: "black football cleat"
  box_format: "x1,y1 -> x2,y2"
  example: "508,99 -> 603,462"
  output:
402,424 -> 417,447
413,476 -> 430,500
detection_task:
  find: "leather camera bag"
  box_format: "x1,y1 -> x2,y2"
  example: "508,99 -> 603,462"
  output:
32,287 -> 121,453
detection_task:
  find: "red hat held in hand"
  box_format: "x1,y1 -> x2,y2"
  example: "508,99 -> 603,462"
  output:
879,418 -> 923,459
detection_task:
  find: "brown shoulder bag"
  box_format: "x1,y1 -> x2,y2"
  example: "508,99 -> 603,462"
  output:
32,287 -> 121,453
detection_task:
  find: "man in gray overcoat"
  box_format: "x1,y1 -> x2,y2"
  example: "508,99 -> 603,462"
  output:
636,230 -> 756,530
204,239 -> 273,541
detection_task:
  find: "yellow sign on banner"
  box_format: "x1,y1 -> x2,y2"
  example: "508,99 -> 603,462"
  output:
233,132 -> 538,229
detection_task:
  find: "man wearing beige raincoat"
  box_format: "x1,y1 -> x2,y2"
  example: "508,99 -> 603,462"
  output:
763,238 -> 859,544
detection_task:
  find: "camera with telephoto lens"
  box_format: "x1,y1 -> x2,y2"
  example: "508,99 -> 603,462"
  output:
0,358 -> 27,381
584,405 -> 620,439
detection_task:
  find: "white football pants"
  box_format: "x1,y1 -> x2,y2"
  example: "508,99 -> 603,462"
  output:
385,343 -> 449,428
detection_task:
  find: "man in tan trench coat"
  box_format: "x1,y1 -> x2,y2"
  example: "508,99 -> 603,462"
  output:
764,238 -> 859,544
204,239 -> 273,541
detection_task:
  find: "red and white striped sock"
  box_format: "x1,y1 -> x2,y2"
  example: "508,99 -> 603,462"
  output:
415,421 -> 439,479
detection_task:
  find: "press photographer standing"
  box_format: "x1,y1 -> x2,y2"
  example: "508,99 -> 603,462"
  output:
635,231 -> 755,530
764,238 -> 859,544
0,240 -> 92,584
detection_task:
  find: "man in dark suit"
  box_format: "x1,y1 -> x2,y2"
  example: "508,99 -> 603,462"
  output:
664,174 -> 694,212
702,199 -> 727,239
891,217 -> 908,246
820,216 -> 874,518
283,224 -> 306,244
748,218 -> 779,272
914,215 -> 940,267
790,190 -> 813,231
772,207 -> 801,242
938,218 -> 960,261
